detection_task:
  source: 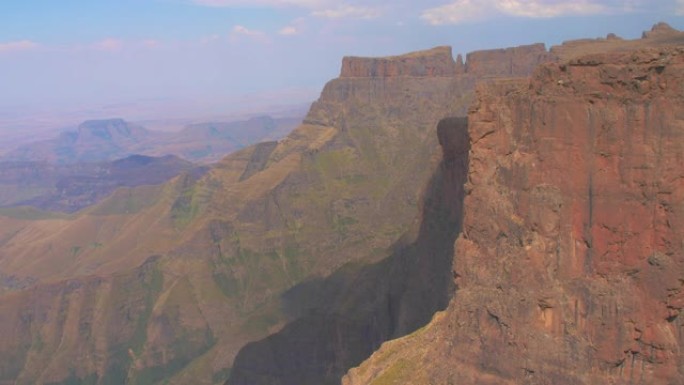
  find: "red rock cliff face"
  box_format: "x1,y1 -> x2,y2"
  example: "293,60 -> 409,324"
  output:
344,40 -> 684,385
227,44 -> 555,385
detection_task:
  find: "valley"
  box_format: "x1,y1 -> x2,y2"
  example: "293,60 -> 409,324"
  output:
0,20 -> 683,385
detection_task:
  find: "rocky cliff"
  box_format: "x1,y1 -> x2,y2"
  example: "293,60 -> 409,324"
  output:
465,43 -> 553,77
0,43 -> 498,385
338,43 -> 550,80
226,45 -> 553,385
344,24 -> 684,385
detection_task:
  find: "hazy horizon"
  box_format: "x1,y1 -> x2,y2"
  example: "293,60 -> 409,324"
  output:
3,0 -> 684,131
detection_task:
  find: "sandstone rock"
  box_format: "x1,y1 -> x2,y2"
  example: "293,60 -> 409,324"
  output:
344,29 -> 684,385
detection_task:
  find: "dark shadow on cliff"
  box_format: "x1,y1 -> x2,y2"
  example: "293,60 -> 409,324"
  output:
227,117 -> 470,385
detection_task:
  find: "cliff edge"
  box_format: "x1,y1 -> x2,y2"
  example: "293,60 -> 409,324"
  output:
344,24 -> 684,385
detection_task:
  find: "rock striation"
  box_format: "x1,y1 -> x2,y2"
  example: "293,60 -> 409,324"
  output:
344,24 -> 684,385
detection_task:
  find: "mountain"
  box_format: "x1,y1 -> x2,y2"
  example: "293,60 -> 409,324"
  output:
0,154 -> 200,213
343,23 -> 684,385
0,42 -> 549,385
5,118 -> 151,164
3,115 -> 302,164
1,23 -> 681,385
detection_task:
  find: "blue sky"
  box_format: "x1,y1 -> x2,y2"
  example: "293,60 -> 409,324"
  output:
2,0 -> 684,122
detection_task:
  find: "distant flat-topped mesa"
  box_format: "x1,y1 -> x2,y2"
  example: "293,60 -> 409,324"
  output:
340,46 -> 461,77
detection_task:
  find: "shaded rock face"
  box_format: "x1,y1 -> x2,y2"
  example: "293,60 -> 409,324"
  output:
343,42 -> 684,385
228,117 -> 469,385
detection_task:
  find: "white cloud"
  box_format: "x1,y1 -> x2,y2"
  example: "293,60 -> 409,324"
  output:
200,34 -> 222,44
192,0 -> 381,20
278,18 -> 306,36
421,0 -> 488,25
93,38 -> 124,52
422,0 -> 614,25
230,25 -> 270,43
279,26 -> 299,35
497,0 -> 606,18
192,0 -> 325,7
232,25 -> 265,36
677,0 -> 684,14
0,40 -> 39,54
140,39 -> 161,48
311,4 -> 381,19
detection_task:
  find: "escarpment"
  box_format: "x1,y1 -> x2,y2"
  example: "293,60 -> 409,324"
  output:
227,45 -> 552,385
344,25 -> 684,385
340,46 -> 461,77
0,42 -> 549,385
5,23 -> 682,385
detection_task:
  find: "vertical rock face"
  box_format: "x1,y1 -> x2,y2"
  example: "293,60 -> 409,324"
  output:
228,45 -> 553,385
340,46 -> 461,78
344,33 -> 684,385
465,43 -> 553,77
338,44 -> 551,80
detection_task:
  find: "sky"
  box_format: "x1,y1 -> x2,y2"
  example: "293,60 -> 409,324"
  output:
2,0 -> 684,125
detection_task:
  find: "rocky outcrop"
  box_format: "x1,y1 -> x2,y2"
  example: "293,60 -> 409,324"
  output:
465,43 -> 553,77
228,44 -> 553,385
340,46 -> 461,78
343,27 -> 684,385
339,43 -> 552,80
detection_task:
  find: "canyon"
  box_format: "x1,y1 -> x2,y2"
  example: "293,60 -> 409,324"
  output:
0,23 -> 682,385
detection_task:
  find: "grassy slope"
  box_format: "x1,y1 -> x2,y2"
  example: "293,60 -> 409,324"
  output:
0,67 -> 471,384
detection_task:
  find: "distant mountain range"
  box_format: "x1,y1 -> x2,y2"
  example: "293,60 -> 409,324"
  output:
0,154 -> 204,213
2,115 -> 302,164
1,23 -> 683,385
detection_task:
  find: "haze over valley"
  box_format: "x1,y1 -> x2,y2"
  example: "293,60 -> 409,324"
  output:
2,1 -> 684,385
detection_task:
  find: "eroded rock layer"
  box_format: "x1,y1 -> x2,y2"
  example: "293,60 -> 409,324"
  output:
344,29 -> 684,385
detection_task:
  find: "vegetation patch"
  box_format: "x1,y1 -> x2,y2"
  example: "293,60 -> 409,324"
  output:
92,185 -> 161,216
46,371 -> 98,385
369,358 -> 415,385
